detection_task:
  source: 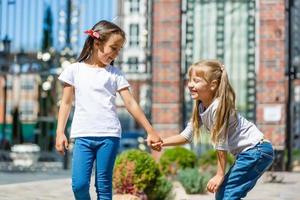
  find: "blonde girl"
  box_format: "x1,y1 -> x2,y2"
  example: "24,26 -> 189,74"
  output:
155,59 -> 274,200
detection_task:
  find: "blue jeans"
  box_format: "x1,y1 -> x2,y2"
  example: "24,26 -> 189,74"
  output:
71,137 -> 120,200
216,141 -> 274,200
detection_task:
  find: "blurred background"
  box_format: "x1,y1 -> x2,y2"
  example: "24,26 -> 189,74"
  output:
0,0 -> 299,174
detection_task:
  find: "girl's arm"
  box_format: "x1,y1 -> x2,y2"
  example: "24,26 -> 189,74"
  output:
151,121 -> 193,148
162,135 -> 189,146
119,88 -> 162,148
55,84 -> 74,155
216,150 -> 227,176
206,150 -> 227,193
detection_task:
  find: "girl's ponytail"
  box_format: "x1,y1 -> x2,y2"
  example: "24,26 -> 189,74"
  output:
212,67 -> 236,144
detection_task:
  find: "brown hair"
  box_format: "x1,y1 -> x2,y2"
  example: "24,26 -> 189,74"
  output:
77,20 -> 126,63
189,59 -> 237,144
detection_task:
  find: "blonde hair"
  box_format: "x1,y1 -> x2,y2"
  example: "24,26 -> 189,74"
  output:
189,59 -> 237,144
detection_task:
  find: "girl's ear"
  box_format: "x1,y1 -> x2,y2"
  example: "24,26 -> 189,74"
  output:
210,80 -> 218,91
93,40 -> 104,52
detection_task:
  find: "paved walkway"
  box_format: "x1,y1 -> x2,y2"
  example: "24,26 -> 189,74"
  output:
0,171 -> 299,200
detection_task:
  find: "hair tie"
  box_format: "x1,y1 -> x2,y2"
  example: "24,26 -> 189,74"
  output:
220,64 -> 225,72
84,29 -> 100,39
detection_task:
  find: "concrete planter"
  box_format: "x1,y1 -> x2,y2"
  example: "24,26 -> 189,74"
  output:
113,194 -> 140,200
10,144 -> 40,167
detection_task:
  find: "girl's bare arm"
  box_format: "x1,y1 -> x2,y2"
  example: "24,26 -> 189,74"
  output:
56,84 -> 74,154
162,135 -> 189,147
119,88 -> 162,148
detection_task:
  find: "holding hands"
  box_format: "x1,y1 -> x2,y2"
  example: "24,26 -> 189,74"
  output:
146,130 -> 163,151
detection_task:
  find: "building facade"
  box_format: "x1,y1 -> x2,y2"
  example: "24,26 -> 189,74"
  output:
116,0 -> 152,132
151,0 -> 298,168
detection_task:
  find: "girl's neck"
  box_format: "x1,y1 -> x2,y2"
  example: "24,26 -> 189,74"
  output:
201,97 -> 215,110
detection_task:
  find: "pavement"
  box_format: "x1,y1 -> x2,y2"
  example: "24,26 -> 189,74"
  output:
0,171 -> 300,200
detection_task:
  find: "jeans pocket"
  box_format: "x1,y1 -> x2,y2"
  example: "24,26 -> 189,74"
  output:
254,147 -> 274,174
260,150 -> 274,160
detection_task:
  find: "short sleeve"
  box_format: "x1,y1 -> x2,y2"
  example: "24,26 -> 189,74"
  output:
214,133 -> 229,151
115,68 -> 130,91
58,64 -> 75,86
211,107 -> 230,151
180,121 -> 193,143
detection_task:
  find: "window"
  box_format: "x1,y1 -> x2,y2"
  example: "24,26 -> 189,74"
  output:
21,77 -> 34,90
20,101 -> 34,120
6,76 -> 12,90
129,24 -> 139,46
128,57 -> 139,72
129,0 -> 140,13
185,1 -> 254,116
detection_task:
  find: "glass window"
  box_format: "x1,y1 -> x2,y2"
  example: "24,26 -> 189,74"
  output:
185,0 -> 254,115
128,57 -> 139,72
21,76 -> 34,90
129,0 -> 140,13
129,24 -> 139,46
20,101 -> 34,120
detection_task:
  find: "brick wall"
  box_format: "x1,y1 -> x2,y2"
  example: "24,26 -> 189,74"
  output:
151,0 -> 182,155
257,0 -> 286,148
0,76 -> 4,123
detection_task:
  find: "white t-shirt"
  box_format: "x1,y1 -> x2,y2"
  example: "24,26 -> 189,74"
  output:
58,62 -> 130,138
180,99 -> 264,156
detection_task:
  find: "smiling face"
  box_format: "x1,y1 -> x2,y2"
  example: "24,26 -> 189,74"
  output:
93,33 -> 124,66
187,66 -> 218,107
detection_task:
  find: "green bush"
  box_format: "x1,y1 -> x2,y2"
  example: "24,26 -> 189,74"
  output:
159,147 -> 197,176
113,149 -> 172,199
177,168 -> 210,194
198,149 -> 234,172
146,176 -> 174,200
113,160 -> 139,195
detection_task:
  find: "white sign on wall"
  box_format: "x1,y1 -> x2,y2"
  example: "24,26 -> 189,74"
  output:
263,105 -> 281,122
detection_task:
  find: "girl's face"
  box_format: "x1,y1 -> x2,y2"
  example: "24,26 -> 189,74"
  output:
187,68 -> 216,105
95,34 -> 124,66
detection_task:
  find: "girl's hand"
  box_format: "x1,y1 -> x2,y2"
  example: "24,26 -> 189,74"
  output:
206,174 -> 224,193
55,133 -> 69,155
146,132 -> 163,151
151,141 -> 163,151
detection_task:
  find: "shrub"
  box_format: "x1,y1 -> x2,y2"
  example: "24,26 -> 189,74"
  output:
113,149 -> 172,199
113,160 -> 139,195
198,149 -> 234,172
146,176 -> 173,200
159,147 -> 197,176
177,168 -> 210,194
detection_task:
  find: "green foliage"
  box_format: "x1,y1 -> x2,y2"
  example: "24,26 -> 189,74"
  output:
292,148 -> 300,161
147,176 -> 174,200
113,149 -> 172,199
177,168 -> 210,194
159,147 -> 197,175
113,160 -> 139,196
198,149 -> 234,170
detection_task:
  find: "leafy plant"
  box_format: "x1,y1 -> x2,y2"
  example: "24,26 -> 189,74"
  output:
113,149 -> 172,199
198,149 -> 234,172
159,147 -> 197,176
113,160 -> 139,195
177,168 -> 210,194
146,176 -> 173,200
